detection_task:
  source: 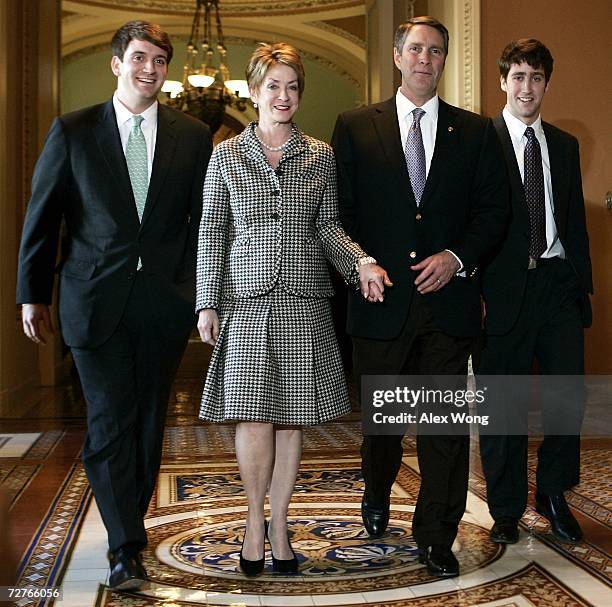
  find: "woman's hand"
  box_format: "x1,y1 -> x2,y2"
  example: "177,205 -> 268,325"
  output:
359,264 -> 393,303
197,309 -> 220,345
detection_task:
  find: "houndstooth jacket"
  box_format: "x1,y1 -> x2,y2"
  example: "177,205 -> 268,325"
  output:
195,122 -> 368,310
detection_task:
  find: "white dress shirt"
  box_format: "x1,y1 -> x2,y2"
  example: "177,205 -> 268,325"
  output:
396,89 -> 438,177
396,90 -> 464,273
502,107 -> 565,259
113,93 -> 158,183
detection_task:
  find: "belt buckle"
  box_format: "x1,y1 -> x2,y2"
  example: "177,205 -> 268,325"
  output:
528,257 -> 537,270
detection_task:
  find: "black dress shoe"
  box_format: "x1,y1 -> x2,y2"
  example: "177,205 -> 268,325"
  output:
239,525 -> 265,577
490,518 -> 519,544
108,548 -> 148,591
239,549 -> 265,577
266,520 -> 299,574
418,545 -> 459,578
535,492 -> 583,543
361,495 -> 390,538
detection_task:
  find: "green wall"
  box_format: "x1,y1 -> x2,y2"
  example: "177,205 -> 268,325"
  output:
61,42 -> 361,143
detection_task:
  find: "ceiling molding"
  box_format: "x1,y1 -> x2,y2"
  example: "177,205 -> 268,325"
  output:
61,1 -> 366,92
64,0 -> 363,17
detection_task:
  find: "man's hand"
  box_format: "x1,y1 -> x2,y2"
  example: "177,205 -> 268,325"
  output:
359,264 -> 393,303
411,250 -> 460,294
22,304 -> 54,345
197,309 -> 220,345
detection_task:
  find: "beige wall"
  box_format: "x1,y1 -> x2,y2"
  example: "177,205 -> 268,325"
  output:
482,0 -> 612,373
62,44 -> 360,144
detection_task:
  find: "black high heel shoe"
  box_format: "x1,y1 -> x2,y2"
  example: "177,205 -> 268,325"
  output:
265,520 -> 299,574
239,525 -> 265,577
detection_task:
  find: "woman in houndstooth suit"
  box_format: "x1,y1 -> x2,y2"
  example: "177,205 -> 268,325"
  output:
196,43 -> 391,576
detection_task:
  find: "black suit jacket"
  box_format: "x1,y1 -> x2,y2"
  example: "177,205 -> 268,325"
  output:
331,97 -> 509,340
482,114 -> 592,335
16,99 -> 212,348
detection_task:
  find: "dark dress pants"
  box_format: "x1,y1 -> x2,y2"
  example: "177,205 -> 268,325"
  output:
71,273 -> 191,552
353,294 -> 474,548
479,259 -> 585,521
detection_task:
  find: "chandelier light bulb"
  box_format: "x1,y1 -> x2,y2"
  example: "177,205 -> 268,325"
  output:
188,74 -> 215,88
224,80 -> 250,98
161,80 -> 184,97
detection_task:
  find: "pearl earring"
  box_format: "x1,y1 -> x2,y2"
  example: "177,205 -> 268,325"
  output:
253,102 -> 258,108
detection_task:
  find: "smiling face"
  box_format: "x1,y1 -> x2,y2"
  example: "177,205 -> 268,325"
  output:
250,63 -> 300,126
394,24 -> 446,106
501,61 -> 548,125
111,39 -> 168,114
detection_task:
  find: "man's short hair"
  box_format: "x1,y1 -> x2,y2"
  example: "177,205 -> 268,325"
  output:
111,20 -> 173,64
498,39 -> 554,83
394,16 -> 449,55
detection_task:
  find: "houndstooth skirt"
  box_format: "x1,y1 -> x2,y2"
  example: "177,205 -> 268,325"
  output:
199,288 -> 352,425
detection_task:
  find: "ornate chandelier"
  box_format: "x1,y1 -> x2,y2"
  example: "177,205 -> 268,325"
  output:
162,0 -> 249,134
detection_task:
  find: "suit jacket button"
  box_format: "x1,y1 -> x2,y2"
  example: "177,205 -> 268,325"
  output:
271,212 -> 280,220
409,251 -> 417,259
415,213 -> 422,220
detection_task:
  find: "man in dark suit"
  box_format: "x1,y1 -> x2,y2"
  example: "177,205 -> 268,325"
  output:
479,39 -> 592,546
16,21 -> 212,589
331,16 -> 508,577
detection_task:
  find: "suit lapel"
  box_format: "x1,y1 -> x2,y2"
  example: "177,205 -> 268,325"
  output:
93,100 -> 140,224
542,121 -> 568,236
493,114 -> 526,204
419,99 -> 457,208
371,98 -> 415,204
141,104 -> 178,226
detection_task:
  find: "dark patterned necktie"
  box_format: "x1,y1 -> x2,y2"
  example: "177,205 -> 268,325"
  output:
405,108 -> 426,205
523,126 -> 547,259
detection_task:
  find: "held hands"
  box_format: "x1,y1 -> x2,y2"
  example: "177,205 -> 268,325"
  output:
359,264 -> 393,303
22,304 -> 54,345
411,250 -> 460,294
197,308 -> 220,345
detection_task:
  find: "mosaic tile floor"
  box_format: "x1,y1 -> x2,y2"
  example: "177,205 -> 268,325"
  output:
4,424 -> 610,606
2,354 -> 611,606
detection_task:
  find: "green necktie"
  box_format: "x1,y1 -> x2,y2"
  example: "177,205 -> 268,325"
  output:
126,114 -> 148,221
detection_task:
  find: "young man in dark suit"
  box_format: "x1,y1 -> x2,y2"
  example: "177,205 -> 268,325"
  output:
479,39 -> 592,546
331,16 -> 509,577
16,21 -> 212,589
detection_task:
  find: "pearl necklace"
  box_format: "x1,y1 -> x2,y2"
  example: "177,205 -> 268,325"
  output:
255,127 -> 291,152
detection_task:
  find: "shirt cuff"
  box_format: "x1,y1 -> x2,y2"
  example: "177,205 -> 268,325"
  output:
444,249 -> 465,276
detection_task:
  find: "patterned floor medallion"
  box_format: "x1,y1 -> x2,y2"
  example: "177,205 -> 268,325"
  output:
140,458 -> 501,596
146,511 -> 498,594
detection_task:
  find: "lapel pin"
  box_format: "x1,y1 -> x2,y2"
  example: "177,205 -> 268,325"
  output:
448,126 -> 454,132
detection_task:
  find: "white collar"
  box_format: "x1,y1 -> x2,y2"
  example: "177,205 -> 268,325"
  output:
112,92 -> 158,126
503,106 -> 543,140
396,89 -> 439,122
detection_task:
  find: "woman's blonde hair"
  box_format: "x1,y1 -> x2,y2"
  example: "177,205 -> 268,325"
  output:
246,42 -> 305,98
